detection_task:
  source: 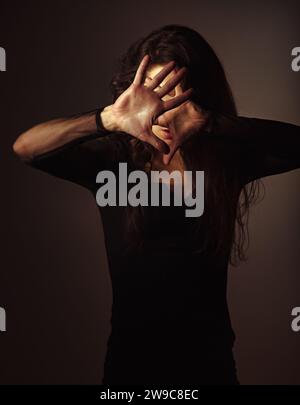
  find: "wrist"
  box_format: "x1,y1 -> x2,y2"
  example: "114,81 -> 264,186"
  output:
98,105 -> 120,133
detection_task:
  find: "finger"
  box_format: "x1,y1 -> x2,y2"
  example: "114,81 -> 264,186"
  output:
156,67 -> 187,98
162,150 -> 175,165
162,153 -> 171,165
147,60 -> 176,91
162,88 -> 193,112
147,132 -> 170,154
138,132 -> 170,154
144,76 -> 160,92
133,54 -> 151,86
162,147 -> 177,165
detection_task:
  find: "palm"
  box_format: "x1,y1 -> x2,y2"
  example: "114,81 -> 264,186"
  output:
113,83 -> 163,138
111,54 -> 193,154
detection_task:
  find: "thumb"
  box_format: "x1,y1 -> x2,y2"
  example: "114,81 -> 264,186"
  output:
162,146 -> 177,165
152,113 -> 168,127
145,129 -> 170,154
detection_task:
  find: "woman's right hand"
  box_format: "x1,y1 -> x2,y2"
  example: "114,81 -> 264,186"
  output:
110,54 -> 193,154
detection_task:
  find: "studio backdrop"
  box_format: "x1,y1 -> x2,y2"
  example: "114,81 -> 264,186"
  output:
0,0 -> 299,385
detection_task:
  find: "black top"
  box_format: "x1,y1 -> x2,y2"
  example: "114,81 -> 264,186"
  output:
27,111 -> 300,384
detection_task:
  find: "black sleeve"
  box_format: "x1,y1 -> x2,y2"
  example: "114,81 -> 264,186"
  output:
209,112 -> 300,185
26,110 -> 131,192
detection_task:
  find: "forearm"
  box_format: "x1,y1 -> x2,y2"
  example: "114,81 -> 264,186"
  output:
12,105 -> 119,161
210,112 -> 300,159
208,111 -> 300,182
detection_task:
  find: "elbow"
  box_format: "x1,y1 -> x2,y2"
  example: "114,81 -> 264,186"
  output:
12,133 -> 34,162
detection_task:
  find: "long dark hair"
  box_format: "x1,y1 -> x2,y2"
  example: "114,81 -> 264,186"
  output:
109,24 -> 263,265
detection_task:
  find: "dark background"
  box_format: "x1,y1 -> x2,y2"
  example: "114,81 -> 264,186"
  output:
0,0 -> 299,384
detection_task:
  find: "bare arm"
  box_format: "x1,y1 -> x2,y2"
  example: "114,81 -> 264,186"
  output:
13,54 -> 192,163
12,54 -> 193,190
12,106 -> 119,161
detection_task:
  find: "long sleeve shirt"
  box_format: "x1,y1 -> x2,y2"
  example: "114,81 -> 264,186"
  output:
26,111 -> 300,384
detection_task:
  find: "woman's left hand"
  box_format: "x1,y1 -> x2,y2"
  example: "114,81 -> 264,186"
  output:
153,95 -> 210,165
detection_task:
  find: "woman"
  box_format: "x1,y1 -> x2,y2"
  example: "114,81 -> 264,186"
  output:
13,25 -> 300,384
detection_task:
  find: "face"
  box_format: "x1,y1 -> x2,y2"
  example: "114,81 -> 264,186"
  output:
144,63 -> 185,142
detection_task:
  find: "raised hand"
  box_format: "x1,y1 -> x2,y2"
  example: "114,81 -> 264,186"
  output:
110,54 -> 193,154
156,99 -> 210,165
